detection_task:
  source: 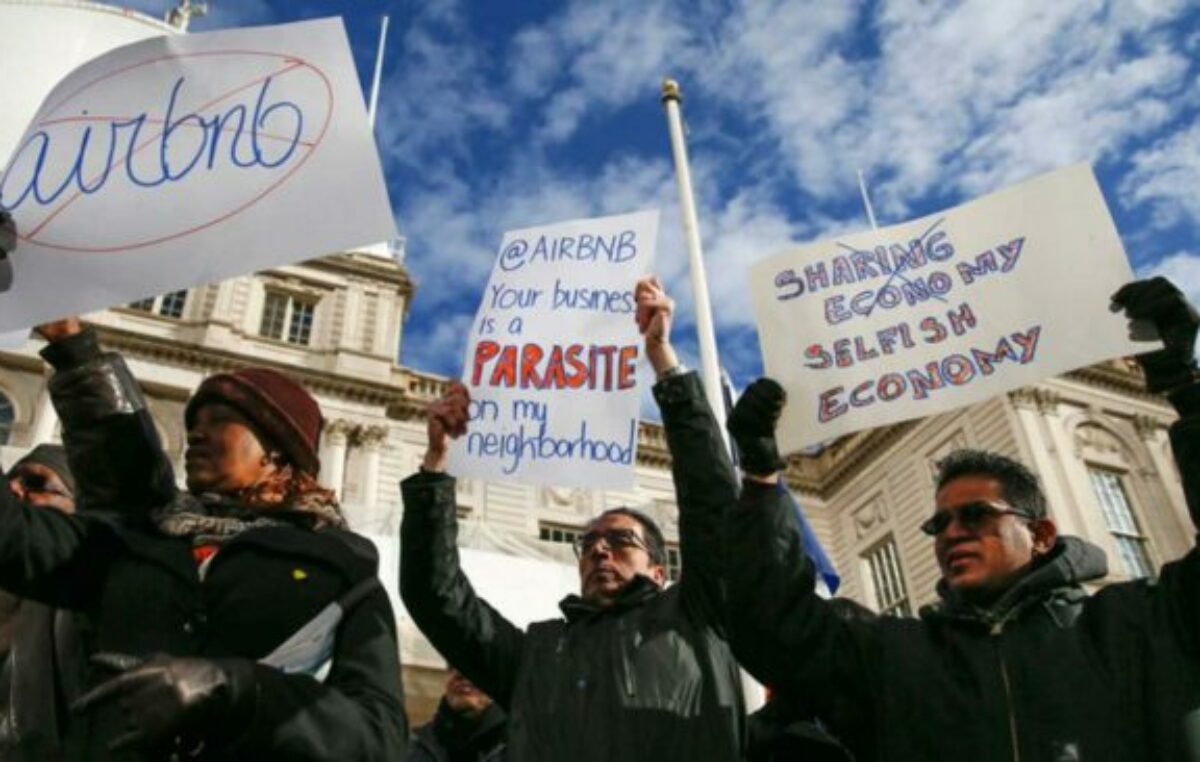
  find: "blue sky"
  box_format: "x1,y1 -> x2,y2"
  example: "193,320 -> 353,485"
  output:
130,0 -> 1200,391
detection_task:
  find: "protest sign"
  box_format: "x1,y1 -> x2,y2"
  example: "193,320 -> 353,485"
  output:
0,17 -> 394,332
450,210 -> 659,489
749,164 -> 1146,452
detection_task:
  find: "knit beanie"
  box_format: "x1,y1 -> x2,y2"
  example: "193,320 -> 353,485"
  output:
185,368 -> 322,475
9,444 -> 76,496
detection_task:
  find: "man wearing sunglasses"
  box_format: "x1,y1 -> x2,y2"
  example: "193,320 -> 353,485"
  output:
0,444 -> 86,760
721,277 -> 1200,760
401,275 -> 745,761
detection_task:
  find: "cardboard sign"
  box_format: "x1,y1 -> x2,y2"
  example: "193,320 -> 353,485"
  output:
0,17 -> 394,331
450,210 -> 659,489
749,164 -> 1144,452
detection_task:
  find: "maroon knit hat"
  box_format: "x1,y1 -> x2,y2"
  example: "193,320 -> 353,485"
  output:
185,367 -> 323,475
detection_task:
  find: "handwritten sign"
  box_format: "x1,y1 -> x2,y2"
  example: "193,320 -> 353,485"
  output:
450,211 -> 659,489
750,164 -> 1145,452
0,17 -> 394,332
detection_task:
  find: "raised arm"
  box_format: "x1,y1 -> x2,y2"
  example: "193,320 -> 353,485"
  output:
723,379 -> 879,734
399,382 -> 526,708
636,275 -> 739,624
36,321 -> 176,513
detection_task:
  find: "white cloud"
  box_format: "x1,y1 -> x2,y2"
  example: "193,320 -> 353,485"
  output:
1122,121 -> 1200,229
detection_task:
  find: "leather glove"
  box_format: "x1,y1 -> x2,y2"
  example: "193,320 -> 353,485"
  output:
1111,277 -> 1200,393
0,209 -> 14,257
73,653 -> 256,753
726,377 -> 787,477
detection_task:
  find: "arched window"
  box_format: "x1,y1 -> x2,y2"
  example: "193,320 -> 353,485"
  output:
0,391 -> 13,445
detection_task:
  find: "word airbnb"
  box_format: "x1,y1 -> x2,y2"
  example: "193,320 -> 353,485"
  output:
471,340 -> 638,391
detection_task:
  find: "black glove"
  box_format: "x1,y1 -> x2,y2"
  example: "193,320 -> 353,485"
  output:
1111,277 -> 1200,393
0,209 -> 14,257
727,377 -> 787,477
73,653 -> 256,753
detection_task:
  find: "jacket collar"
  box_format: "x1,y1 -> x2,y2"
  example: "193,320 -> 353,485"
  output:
558,574 -> 662,622
431,699 -> 507,751
922,535 -> 1108,627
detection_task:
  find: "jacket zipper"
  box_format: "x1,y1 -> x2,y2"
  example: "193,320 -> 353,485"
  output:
991,621 -> 1020,762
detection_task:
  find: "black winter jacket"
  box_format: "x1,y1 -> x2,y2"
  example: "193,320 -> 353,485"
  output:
725,382 -> 1200,761
0,330 -> 408,761
407,700 -> 506,762
400,371 -> 745,761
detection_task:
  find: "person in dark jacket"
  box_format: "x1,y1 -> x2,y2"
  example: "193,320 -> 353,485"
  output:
407,668 -> 506,762
721,276 -> 1200,761
400,275 -> 745,761
0,317 -> 407,760
0,445 -> 87,761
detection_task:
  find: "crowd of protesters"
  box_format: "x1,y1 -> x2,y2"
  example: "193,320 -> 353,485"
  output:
1,206 -> 1199,760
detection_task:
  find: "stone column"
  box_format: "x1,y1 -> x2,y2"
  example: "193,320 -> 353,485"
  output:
320,419 -> 353,498
357,425 -> 389,510
29,385 -> 58,444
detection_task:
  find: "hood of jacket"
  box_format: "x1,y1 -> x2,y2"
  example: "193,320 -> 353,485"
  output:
922,535 -> 1108,627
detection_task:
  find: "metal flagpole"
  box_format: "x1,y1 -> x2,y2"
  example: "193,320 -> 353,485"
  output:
661,78 -> 764,711
857,168 -> 879,230
367,16 -> 390,130
660,79 -> 731,452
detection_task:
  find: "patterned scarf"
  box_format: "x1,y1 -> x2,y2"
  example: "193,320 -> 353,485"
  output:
152,467 -> 347,546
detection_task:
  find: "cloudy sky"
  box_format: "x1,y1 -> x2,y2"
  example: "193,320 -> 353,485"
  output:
128,0 -> 1200,390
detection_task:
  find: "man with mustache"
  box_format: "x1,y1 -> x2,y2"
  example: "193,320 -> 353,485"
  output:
401,275 -> 745,761
721,276 -> 1200,760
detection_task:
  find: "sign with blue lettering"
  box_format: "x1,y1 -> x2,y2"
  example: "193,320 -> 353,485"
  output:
749,164 -> 1147,451
0,17 -> 394,331
450,210 -> 659,489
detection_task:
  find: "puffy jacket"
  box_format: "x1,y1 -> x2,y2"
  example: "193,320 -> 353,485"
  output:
407,700 -> 506,762
400,371 -> 745,762
724,381 -> 1200,761
0,329 -> 409,761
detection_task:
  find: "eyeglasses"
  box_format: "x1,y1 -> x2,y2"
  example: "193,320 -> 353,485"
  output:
572,528 -> 649,558
920,501 -> 1036,537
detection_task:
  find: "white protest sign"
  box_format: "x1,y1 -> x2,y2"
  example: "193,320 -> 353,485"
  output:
749,163 -> 1144,452
0,17 -> 395,332
450,210 -> 659,489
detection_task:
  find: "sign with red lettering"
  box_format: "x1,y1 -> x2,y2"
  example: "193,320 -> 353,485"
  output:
450,210 -> 658,488
749,164 -> 1145,452
0,17 -> 394,331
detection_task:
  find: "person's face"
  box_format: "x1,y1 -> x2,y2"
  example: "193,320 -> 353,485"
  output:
7,462 -> 74,513
443,669 -> 492,716
185,402 -> 275,494
933,475 -> 1053,600
577,513 -> 666,605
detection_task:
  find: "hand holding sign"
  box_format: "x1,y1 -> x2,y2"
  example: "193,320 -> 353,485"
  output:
634,274 -> 679,375
0,209 -> 13,294
424,381 -> 470,473
1111,277 -> 1200,394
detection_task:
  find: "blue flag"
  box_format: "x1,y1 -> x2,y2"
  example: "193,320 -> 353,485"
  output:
776,481 -> 840,595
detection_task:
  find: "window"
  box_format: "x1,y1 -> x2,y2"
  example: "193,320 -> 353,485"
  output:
538,522 -> 583,547
1088,468 -> 1154,579
665,544 -> 681,582
260,291 -> 317,346
0,392 -> 13,445
861,535 -> 911,616
128,289 -> 188,318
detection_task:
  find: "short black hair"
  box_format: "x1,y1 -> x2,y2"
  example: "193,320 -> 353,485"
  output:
589,507 -> 667,566
934,449 -> 1048,519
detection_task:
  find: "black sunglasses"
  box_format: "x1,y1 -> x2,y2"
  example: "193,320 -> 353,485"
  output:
573,528 -> 649,558
920,501 -> 1036,537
